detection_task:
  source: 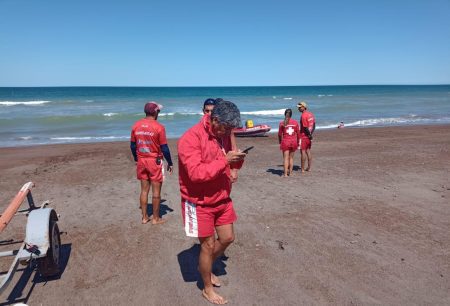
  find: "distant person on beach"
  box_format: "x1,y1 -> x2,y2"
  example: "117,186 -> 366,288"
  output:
130,102 -> 174,225
203,97 -> 239,183
278,108 -> 300,177
203,98 -> 216,115
338,121 -> 345,129
178,100 -> 246,304
297,101 -> 315,172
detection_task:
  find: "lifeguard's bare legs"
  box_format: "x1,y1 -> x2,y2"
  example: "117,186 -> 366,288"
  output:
283,151 -> 290,177
199,224 -> 234,304
140,180 -> 151,223
301,149 -> 312,172
139,180 -> 166,224
283,151 -> 296,177
151,181 -> 166,224
289,151 -> 295,175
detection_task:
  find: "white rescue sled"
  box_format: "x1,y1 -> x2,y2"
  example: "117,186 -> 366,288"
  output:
0,182 -> 61,294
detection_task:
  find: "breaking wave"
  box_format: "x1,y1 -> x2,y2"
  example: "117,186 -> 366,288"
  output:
0,100 -> 51,106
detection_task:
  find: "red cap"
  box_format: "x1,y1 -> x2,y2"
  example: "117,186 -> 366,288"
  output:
144,102 -> 163,115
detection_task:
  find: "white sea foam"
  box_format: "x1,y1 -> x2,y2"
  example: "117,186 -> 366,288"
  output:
344,117 -> 417,127
283,97 -> 293,100
103,113 -> 118,117
51,136 -> 129,140
316,115 -> 450,130
19,136 -> 33,140
241,109 -> 286,116
158,112 -> 176,117
0,100 -> 51,106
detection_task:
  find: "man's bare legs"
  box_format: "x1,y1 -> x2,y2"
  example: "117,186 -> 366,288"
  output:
301,149 -> 312,172
282,151 -> 290,177
150,180 -> 167,225
301,150 -> 306,173
198,224 -> 234,304
305,148 -> 312,171
140,180 -> 151,223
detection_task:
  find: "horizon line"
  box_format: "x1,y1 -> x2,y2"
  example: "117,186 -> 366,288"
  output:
1,83 -> 450,88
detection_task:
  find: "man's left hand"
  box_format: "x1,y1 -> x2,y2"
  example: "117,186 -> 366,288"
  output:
167,165 -> 173,175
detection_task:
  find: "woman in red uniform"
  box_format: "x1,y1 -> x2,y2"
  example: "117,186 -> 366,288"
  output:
278,109 -> 300,177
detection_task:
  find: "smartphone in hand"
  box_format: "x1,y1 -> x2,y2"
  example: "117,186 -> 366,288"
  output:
242,146 -> 254,154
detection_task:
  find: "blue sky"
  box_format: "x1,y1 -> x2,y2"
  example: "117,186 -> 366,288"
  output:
0,0 -> 449,86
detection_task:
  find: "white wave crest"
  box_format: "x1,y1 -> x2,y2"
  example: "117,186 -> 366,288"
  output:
344,116 -> 423,127
0,100 -> 51,106
316,115 -> 450,130
103,113 -> 118,117
283,97 -> 293,100
241,109 -> 286,116
51,136 -> 129,140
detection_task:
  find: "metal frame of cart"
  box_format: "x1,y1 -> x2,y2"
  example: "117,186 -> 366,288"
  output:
0,182 -> 61,294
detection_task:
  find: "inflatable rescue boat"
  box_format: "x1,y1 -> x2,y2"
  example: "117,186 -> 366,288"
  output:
234,120 -> 271,137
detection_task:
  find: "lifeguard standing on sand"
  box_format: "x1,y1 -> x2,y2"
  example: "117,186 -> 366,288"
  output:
278,108 -> 300,177
297,101 -> 315,172
178,100 -> 246,304
130,102 -> 173,225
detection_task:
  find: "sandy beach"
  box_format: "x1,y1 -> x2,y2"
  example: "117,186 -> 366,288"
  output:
0,124 -> 449,305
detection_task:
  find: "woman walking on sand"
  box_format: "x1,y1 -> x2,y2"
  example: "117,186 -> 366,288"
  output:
278,109 -> 300,177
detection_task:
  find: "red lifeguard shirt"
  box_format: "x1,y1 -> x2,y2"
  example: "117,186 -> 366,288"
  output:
300,111 -> 315,138
178,114 -> 243,206
130,118 -> 167,159
278,118 -> 300,141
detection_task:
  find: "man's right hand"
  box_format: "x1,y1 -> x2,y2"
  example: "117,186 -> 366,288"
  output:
225,151 -> 246,164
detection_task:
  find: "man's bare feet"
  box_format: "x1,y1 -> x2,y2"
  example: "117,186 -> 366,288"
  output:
305,168 -> 311,172
142,217 -> 151,224
202,289 -> 228,305
211,273 -> 221,287
151,218 -> 167,225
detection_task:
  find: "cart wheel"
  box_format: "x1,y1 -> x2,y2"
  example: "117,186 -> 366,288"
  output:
37,220 -> 61,277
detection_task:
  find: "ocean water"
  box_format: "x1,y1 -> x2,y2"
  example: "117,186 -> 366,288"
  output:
0,85 -> 449,148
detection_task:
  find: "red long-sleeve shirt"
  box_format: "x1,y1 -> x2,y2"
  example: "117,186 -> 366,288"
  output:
178,115 -> 243,206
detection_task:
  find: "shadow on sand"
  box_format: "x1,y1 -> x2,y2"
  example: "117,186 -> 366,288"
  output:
266,165 -> 301,176
1,243 -> 72,306
177,244 -> 228,290
146,199 -> 174,218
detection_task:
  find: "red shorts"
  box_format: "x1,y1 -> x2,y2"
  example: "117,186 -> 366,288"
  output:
280,138 -> 298,152
181,198 -> 237,237
136,157 -> 163,182
300,137 -> 311,150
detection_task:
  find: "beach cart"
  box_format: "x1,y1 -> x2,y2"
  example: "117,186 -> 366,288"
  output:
0,182 -> 61,294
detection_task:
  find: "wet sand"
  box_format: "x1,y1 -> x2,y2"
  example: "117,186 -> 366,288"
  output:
0,125 -> 449,305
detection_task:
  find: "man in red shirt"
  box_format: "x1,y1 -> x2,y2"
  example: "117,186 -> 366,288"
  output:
178,100 -> 246,305
203,98 -> 216,115
298,101 -> 316,172
130,102 -> 173,225
203,98 -> 239,183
